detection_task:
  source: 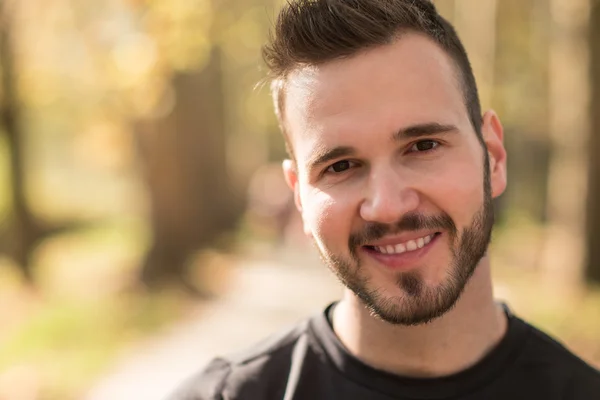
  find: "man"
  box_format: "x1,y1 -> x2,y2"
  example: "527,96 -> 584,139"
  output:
170,1 -> 600,399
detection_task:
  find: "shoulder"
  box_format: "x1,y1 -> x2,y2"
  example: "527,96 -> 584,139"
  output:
518,317 -> 600,396
524,320 -> 599,373
167,319 -> 313,400
167,358 -> 231,400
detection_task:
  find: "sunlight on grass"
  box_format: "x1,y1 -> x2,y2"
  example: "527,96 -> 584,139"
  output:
0,291 -> 188,399
0,221 -> 192,400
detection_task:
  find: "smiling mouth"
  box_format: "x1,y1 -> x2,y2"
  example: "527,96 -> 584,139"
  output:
364,232 -> 442,255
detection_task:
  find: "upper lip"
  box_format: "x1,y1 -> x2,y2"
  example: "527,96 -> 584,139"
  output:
365,231 -> 439,247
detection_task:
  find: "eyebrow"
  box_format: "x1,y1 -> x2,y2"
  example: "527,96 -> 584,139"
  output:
394,122 -> 459,140
305,122 -> 459,171
306,145 -> 356,172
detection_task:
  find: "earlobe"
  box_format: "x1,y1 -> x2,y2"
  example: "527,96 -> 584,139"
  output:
282,159 -> 313,238
282,159 -> 303,213
481,110 -> 507,198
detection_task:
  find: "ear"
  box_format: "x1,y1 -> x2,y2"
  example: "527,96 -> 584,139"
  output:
283,159 -> 314,238
282,159 -> 302,212
481,110 -> 507,199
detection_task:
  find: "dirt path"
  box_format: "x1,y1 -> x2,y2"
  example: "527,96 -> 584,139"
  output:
84,253 -> 341,400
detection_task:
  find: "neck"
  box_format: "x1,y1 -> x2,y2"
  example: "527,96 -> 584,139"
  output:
332,257 -> 507,378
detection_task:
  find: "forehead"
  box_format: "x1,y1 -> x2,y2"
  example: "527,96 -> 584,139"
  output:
283,33 -> 470,163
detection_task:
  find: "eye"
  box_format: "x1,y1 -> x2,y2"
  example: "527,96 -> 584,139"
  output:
326,160 -> 354,173
409,139 -> 440,153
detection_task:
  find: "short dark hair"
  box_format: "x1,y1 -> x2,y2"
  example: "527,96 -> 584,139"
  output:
262,0 -> 483,160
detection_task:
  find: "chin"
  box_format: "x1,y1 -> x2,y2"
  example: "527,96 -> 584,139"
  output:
355,273 -> 466,326
366,295 -> 460,326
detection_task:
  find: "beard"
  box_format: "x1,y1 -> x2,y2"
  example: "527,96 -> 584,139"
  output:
316,162 -> 495,326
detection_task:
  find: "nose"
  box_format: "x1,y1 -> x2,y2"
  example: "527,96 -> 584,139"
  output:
359,167 -> 420,224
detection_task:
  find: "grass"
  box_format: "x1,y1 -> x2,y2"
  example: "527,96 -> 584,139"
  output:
0,220 -> 196,400
0,291 -> 188,400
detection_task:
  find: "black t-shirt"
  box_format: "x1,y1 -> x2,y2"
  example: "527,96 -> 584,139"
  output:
169,303 -> 600,399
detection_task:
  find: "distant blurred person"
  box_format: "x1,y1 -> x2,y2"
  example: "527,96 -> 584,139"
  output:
169,1 -> 600,399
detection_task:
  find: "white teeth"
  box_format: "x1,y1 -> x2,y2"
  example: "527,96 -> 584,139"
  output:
394,243 -> 406,253
373,234 -> 435,255
406,240 -> 418,251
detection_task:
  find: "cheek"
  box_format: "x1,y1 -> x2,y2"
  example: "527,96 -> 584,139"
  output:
302,188 -> 357,247
424,158 -> 485,225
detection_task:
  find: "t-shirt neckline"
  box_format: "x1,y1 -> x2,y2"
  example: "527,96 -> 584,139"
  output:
309,302 -> 531,399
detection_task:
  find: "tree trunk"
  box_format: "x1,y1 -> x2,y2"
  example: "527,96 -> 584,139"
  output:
0,1 -> 40,282
586,2 -> 600,284
541,0 -> 590,289
492,0 -> 553,229
135,46 -> 242,291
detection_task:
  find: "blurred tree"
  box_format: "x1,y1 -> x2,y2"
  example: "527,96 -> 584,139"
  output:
492,0 -> 551,226
135,45 -> 243,292
586,1 -> 600,284
0,1 -> 43,282
131,0 -> 250,292
0,1 -> 79,284
541,0 -> 590,288
52,0 -> 272,291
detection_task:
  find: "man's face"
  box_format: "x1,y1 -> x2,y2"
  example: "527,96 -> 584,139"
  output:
282,33 -> 507,325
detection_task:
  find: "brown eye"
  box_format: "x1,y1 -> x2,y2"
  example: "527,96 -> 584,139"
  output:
327,160 -> 352,173
410,140 -> 439,152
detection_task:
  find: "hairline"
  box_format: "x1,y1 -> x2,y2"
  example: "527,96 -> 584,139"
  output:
270,32 -> 482,164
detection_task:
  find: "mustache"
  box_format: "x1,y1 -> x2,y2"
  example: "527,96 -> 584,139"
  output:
348,212 -> 457,250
